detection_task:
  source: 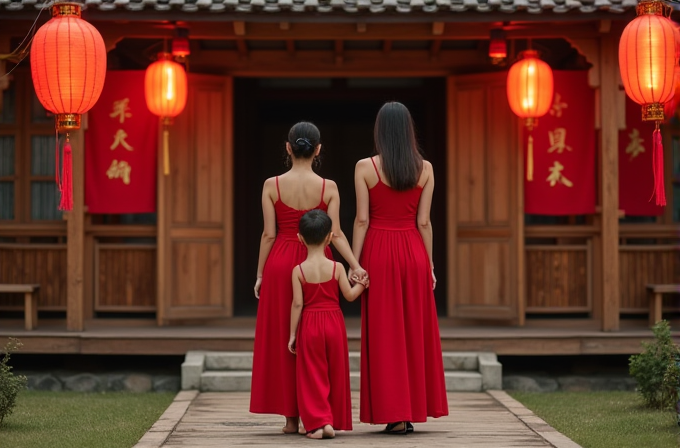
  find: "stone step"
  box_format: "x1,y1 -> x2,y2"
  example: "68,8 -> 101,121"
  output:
202,351 -> 479,372
199,370 -> 483,392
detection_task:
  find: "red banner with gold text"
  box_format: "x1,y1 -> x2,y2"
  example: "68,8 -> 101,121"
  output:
618,97 -> 665,216
524,71 -> 596,215
85,71 -> 157,214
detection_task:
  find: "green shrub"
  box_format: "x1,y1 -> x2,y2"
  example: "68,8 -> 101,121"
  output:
629,321 -> 680,410
0,338 -> 27,427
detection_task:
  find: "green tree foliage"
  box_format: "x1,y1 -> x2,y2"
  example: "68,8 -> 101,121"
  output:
0,338 -> 27,427
629,321 -> 680,410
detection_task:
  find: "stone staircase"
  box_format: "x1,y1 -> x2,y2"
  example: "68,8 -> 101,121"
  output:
182,351 -> 502,392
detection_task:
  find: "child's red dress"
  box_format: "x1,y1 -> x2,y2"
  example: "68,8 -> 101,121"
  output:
296,262 -> 352,431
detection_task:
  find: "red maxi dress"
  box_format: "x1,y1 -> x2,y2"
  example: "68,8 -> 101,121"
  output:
250,177 -> 331,417
296,262 -> 352,432
359,158 -> 449,424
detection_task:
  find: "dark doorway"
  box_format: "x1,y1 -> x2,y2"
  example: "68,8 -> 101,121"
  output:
233,78 -> 447,316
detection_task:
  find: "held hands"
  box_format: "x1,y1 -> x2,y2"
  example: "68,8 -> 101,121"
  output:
349,266 -> 369,288
254,277 -> 262,299
288,335 -> 296,355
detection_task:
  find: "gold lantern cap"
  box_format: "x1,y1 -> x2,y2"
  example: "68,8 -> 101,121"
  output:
51,2 -> 83,18
56,113 -> 81,132
636,0 -> 671,16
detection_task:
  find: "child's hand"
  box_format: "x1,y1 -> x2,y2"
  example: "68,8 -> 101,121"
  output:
288,335 -> 296,355
358,276 -> 370,288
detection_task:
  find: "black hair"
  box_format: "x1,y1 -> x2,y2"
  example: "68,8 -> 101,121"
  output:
299,209 -> 332,246
374,102 -> 423,191
288,122 -> 321,160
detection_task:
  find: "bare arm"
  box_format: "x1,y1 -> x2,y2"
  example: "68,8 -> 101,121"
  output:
288,267 -> 304,354
417,162 -> 435,272
351,161 -> 370,263
254,179 -> 277,298
337,262 -> 365,302
326,182 -> 362,272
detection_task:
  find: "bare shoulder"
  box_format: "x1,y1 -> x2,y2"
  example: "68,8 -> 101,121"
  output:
325,178 -> 339,192
262,177 -> 278,200
355,158 -> 374,175
423,160 -> 434,179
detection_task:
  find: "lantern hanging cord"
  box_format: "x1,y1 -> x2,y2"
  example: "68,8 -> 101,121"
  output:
0,3 -> 48,79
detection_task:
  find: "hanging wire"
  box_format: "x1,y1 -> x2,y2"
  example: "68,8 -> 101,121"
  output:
0,3 -> 49,79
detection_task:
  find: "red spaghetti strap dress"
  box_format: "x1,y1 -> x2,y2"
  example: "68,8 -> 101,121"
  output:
250,177 -> 332,418
359,158 -> 448,424
296,263 -> 352,432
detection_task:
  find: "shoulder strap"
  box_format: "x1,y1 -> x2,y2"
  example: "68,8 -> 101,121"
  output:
275,176 -> 281,201
298,264 -> 307,283
320,178 -> 326,204
332,262 -> 337,280
370,157 -> 381,182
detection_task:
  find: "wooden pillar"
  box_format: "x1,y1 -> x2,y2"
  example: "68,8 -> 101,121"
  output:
599,34 -> 620,331
66,128 -> 85,331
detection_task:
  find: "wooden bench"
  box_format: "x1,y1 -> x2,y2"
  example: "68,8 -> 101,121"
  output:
0,284 -> 40,330
646,284 -> 680,327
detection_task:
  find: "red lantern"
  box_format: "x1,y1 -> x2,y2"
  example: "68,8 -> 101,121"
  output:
619,0 -> 676,206
507,50 -> 554,181
30,2 -> 107,211
144,53 -> 188,176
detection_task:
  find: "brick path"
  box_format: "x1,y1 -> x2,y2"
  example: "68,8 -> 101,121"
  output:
135,390 -> 582,448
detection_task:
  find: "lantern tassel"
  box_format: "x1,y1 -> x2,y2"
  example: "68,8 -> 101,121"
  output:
59,135 -> 73,211
650,125 -> 666,206
527,134 -> 534,181
55,128 -> 61,193
163,128 -> 170,176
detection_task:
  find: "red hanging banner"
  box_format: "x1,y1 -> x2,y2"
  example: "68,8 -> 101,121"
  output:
524,71 -> 596,215
618,97 -> 665,216
85,71 -> 157,214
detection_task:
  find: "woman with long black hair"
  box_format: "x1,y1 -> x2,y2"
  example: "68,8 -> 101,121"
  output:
352,102 -> 448,434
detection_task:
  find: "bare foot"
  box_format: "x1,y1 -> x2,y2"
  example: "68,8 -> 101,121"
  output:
298,422 -> 307,435
306,425 -> 335,439
282,417 -> 299,434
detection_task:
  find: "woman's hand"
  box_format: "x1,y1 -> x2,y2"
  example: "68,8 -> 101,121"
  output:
349,266 -> 368,285
288,335 -> 297,355
254,277 -> 262,299
432,268 -> 437,291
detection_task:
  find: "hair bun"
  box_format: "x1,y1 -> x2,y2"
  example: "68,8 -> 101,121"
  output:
295,137 -> 313,153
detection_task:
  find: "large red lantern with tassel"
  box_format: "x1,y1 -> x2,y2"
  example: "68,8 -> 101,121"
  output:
619,0 -> 676,206
507,50 -> 554,181
30,2 -> 107,211
144,53 -> 188,176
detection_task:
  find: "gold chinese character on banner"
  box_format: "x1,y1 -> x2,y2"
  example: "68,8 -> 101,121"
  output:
549,93 -> 568,118
110,129 -> 134,151
110,98 -> 132,124
106,160 -> 131,185
546,161 -> 573,187
625,128 -> 645,160
547,128 -> 572,154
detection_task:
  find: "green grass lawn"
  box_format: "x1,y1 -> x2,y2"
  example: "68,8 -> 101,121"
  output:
0,391 -> 174,448
510,391 -> 678,448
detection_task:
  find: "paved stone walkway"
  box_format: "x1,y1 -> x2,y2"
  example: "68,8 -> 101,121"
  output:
135,391 -> 582,448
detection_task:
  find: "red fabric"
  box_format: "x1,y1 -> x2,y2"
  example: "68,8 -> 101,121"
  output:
296,263 -> 352,431
359,160 -> 448,424
59,139 -> 73,211
85,71 -> 158,214
250,179 -> 331,417
619,97 -> 665,216
524,71 -> 596,215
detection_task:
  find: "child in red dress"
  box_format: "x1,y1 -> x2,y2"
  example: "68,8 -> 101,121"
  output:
288,210 -> 368,440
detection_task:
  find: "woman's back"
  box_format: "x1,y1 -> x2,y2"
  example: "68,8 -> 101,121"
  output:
367,157 -> 423,231
274,173 -> 327,237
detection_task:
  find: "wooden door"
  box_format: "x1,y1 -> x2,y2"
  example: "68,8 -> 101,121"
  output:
157,75 -> 233,324
446,74 -> 524,322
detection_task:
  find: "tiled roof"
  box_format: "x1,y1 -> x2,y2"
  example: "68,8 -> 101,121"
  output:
0,0 -> 638,14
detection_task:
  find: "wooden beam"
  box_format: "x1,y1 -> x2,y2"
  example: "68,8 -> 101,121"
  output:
66,128 -> 85,331
286,39 -> 295,56
598,33 -> 620,331
599,20 -> 612,33
383,40 -> 392,53
356,23 -> 367,33
279,22 -> 290,31
236,39 -> 248,59
430,39 -> 443,59
233,21 -> 246,36
335,40 -> 343,66
432,22 -> 445,36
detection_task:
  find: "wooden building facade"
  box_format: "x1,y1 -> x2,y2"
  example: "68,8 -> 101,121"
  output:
0,0 -> 679,354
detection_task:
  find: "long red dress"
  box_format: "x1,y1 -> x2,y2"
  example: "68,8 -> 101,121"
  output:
250,177 -> 331,417
359,158 -> 448,424
296,262 -> 352,432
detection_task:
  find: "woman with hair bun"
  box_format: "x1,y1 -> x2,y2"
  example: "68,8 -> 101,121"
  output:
352,102 -> 448,434
250,122 -> 367,435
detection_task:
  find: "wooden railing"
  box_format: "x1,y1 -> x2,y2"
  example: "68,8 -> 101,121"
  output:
0,243 -> 67,310
94,243 -> 156,312
525,243 -> 592,313
619,245 -> 680,313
